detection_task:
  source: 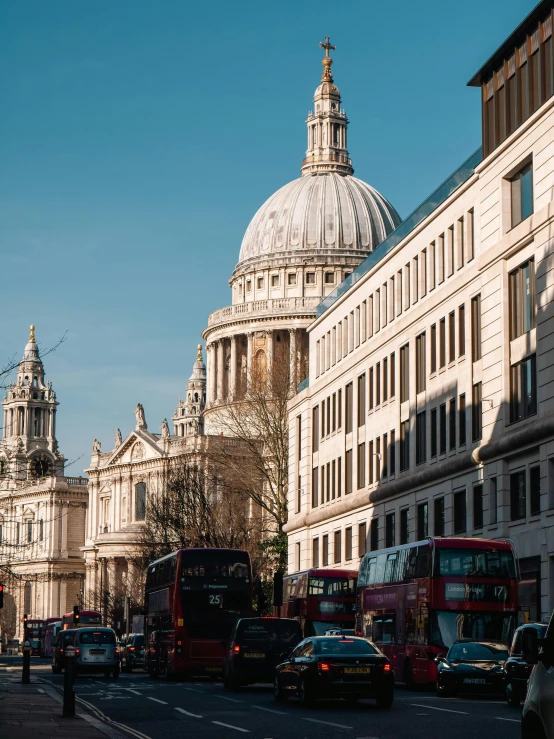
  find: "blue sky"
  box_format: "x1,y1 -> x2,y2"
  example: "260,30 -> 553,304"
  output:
0,0 -> 533,473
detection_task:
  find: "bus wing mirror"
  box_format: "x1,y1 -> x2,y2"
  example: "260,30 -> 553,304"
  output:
522,628 -> 539,665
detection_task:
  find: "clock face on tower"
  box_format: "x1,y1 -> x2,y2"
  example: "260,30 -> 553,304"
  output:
32,455 -> 51,477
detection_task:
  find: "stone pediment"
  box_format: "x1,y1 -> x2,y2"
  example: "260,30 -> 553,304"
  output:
106,430 -> 165,466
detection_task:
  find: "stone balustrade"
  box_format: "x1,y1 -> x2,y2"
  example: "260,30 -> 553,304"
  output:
207,296 -> 321,328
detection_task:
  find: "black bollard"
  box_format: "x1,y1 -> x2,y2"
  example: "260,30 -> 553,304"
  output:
21,640 -> 31,684
62,646 -> 76,718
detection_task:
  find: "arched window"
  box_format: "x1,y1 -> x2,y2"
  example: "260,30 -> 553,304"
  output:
135,482 -> 147,521
194,392 -> 199,402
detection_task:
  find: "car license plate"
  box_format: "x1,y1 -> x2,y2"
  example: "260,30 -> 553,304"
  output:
90,650 -> 105,655
205,667 -> 222,672
463,678 -> 486,684
244,652 -> 265,659
344,667 -> 371,674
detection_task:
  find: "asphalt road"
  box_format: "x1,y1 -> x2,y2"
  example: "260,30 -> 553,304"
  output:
0,656 -> 522,739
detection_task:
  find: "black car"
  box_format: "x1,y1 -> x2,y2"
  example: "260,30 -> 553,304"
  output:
121,633 -> 145,673
436,640 -> 508,697
144,630 -> 171,678
505,622 -> 548,707
274,636 -> 394,707
51,629 -> 76,673
224,617 -> 302,690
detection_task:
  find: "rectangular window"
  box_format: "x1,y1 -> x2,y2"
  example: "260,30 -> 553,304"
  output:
297,474 -> 301,513
458,304 -> 465,356
321,401 -> 325,440
297,416 -> 302,460
382,433 -> 388,478
369,440 -> 374,484
383,357 -> 388,401
385,512 -> 396,548
369,367 -> 374,411
390,352 -> 396,398
321,467 -> 325,503
376,437 -> 381,483
404,263 -> 410,310
434,497 -> 445,536
376,362 -> 381,405
449,398 -> 456,450
312,467 -> 318,507
438,233 -> 445,283
416,332 -> 426,394
417,502 -> 428,539
312,407 -> 319,452
337,456 -> 342,497
510,354 -> 537,422
390,429 -> 396,475
358,522 -> 367,557
375,289 -> 381,332
430,408 -> 437,458
332,393 -> 336,432
27,520 -> 32,543
509,259 -> 536,340
453,490 -> 467,534
400,508 -> 409,545
489,477 -> 498,525
530,465 -> 541,516
449,311 -> 455,363
511,162 -> 534,228
421,248 -> 427,297
326,397 -> 331,436
397,270 -> 402,316
448,225 -> 455,276
322,534 -> 329,566
345,527 -> 353,561
472,382 -> 482,441
473,484 -> 484,530
430,324 -> 437,373
331,459 -> 336,499
334,530 -> 342,564
429,241 -> 436,290
357,373 -> 366,427
345,449 -> 353,495
510,470 -> 526,521
367,297 -> 373,339
439,403 -> 447,455
400,420 -> 410,471
345,382 -> 353,433
370,517 -> 379,551
361,301 -> 367,342
312,537 -> 320,568
357,442 -> 366,489
338,389 -> 342,429
459,393 -> 466,446
295,542 -> 300,571
471,294 -> 481,361
400,344 -> 410,402
416,411 -> 426,465
439,318 -> 446,368
412,256 -> 419,304
326,462 -> 331,502
457,217 -> 465,269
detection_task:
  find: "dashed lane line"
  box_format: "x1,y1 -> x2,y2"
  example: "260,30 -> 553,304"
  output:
212,720 -> 250,733
175,707 -> 203,719
411,703 -> 468,715
303,717 -> 353,729
252,705 -> 288,715
219,695 -> 243,703
126,689 -> 142,695
182,686 -> 204,693
495,717 -> 521,723
147,697 -> 168,705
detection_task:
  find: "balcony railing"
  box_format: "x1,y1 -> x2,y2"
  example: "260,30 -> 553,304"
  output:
207,296 -> 321,328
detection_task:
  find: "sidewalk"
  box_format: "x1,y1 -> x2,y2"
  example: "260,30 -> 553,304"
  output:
0,679 -> 111,739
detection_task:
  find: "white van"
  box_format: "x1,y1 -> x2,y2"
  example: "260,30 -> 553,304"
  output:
72,627 -> 120,679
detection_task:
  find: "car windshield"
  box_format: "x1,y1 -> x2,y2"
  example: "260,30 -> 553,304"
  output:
62,632 -> 74,646
436,548 -> 516,578
430,611 -> 515,649
237,620 -> 302,650
315,638 -> 379,656
132,636 -> 145,648
308,577 -> 357,597
448,642 -> 508,662
79,630 -> 116,645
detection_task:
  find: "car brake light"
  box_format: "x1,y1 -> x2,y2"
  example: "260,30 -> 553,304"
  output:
75,649 -> 80,656
129,647 -> 135,651
318,662 -> 331,671
383,663 -> 392,672
233,645 -> 240,653
177,641 -> 182,646
338,639 -> 354,643
60,648 -> 64,653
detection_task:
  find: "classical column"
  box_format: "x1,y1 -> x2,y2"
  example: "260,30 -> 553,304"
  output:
229,335 -> 237,400
246,332 -> 254,393
266,330 -> 274,388
208,343 -> 217,405
216,339 -> 225,401
289,329 -> 297,390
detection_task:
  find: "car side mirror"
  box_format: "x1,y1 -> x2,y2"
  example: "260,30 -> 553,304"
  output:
522,629 -> 540,665
434,655 -> 445,664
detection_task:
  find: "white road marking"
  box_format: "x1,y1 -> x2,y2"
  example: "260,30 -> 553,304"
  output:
303,717 -> 353,729
126,689 -> 142,695
175,707 -> 203,718
495,717 -> 521,723
37,688 -> 44,693
212,720 -> 250,733
219,695 -> 242,703
411,703 -> 468,715
252,705 -> 288,715
183,687 -> 204,693
147,697 -> 168,705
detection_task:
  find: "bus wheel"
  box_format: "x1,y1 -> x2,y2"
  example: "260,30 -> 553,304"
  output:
403,660 -> 414,690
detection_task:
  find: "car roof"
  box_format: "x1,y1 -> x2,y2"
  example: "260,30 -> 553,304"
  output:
237,617 -> 299,624
309,635 -> 368,641
450,639 -> 508,648
515,622 -> 548,631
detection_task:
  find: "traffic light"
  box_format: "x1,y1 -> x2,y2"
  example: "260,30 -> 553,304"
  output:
73,605 -> 80,626
23,614 -> 28,631
0,583 -> 4,609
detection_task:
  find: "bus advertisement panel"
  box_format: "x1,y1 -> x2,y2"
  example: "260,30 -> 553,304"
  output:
356,537 -> 519,686
282,568 -> 358,636
62,610 -> 102,630
144,548 -> 253,679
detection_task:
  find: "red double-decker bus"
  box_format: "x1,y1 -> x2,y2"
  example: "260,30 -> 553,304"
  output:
282,568 -> 358,636
62,610 -> 102,629
24,619 -> 44,655
144,548 -> 253,679
356,537 -> 519,686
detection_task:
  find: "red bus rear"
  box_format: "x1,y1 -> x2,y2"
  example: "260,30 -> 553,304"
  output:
356,537 -> 519,686
144,548 -> 253,679
62,610 -> 102,629
282,568 -> 358,636
24,619 -> 44,655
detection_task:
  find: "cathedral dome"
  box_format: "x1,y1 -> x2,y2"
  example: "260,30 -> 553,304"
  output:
237,172 -> 401,266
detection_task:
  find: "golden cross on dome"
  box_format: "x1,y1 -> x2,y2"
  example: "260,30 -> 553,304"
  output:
196,344 -> 203,360
29,324 -> 35,342
319,37 -> 336,81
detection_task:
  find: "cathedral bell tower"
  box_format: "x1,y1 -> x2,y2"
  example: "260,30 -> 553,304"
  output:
1,325 -> 64,484
172,345 -> 207,437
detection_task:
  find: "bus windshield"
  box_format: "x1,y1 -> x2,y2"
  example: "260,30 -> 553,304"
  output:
308,577 -> 356,597
181,561 -> 249,579
429,611 -> 515,649
435,548 -> 516,578
180,590 -> 250,639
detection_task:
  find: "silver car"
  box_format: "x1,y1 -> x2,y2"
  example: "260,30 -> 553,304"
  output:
72,627 -> 120,679
522,611 -> 554,739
